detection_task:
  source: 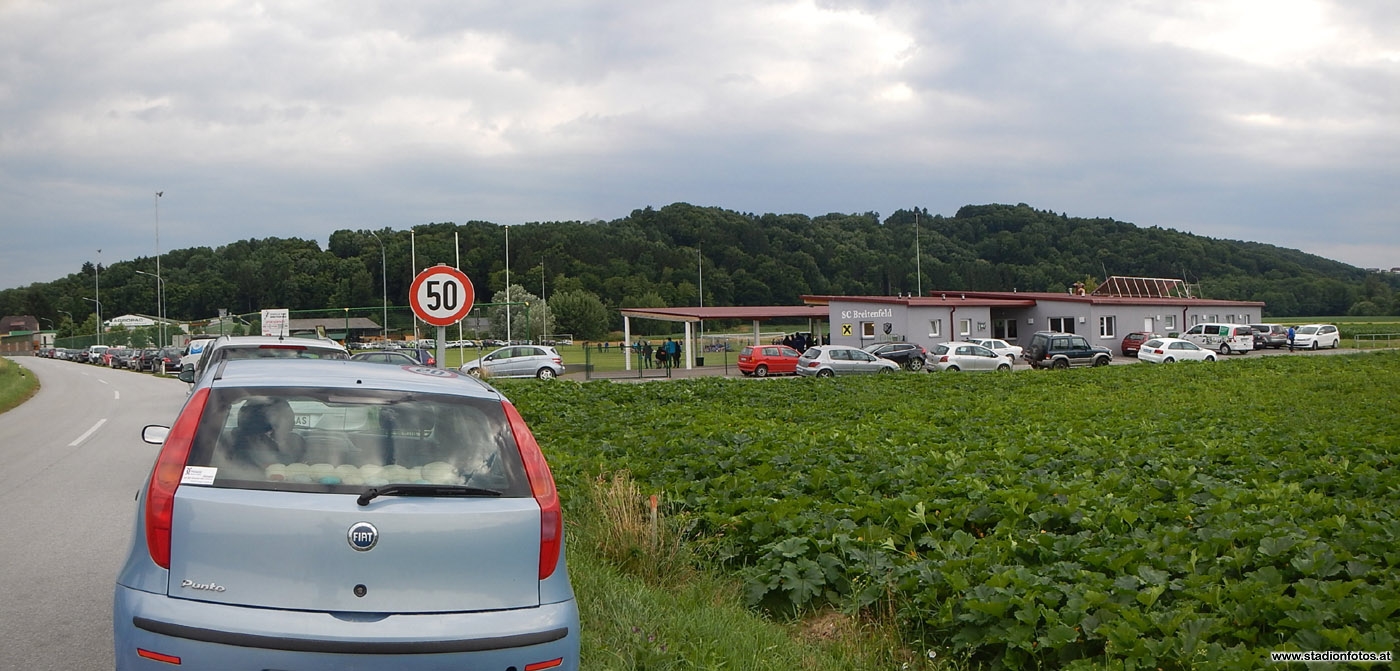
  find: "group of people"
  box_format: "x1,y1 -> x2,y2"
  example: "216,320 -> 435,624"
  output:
632,338 -> 681,369
781,332 -> 826,351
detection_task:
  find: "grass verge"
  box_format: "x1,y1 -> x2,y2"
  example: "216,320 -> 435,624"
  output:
0,357 -> 39,415
567,472 -> 951,670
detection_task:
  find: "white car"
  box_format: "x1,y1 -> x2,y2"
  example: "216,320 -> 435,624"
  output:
927,342 -> 1012,372
1292,324 -> 1340,350
966,338 -> 1023,362
1137,338 -> 1217,364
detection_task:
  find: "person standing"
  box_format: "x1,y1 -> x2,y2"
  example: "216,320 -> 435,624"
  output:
1287,325 -> 1296,352
663,338 -> 678,369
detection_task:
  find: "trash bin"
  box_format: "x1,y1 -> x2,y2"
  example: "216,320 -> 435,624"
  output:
695,356 -> 705,366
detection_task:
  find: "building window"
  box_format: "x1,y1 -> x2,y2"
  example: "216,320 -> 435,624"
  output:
959,319 -> 971,337
1165,314 -> 1176,330
861,322 -> 875,339
1049,317 -> 1075,333
993,318 -> 1018,340
1099,316 -> 1116,338
929,319 -> 942,337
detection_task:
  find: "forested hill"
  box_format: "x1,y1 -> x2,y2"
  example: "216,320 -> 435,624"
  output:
5,203 -> 1397,332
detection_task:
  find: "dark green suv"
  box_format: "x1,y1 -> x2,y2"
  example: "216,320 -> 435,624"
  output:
1023,331 -> 1113,369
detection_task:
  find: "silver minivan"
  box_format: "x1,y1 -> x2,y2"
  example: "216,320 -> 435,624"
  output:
460,345 -> 565,380
114,358 -> 579,670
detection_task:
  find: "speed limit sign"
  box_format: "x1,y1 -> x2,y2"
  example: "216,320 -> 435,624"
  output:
409,264 -> 475,327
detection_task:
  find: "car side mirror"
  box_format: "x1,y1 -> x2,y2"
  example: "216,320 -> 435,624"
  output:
142,425 -> 170,445
178,366 -> 196,383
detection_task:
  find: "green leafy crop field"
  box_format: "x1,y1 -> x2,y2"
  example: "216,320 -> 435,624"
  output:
498,352 -> 1400,669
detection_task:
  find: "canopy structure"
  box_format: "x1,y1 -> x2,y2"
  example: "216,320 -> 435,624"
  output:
617,305 -> 828,370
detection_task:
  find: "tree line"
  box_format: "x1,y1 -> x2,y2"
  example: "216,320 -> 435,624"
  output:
5,202 -> 1397,342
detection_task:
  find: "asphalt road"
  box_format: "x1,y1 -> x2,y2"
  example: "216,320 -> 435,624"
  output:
0,357 -> 188,671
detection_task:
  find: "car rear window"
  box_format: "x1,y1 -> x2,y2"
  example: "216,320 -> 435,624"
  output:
183,387 -> 531,497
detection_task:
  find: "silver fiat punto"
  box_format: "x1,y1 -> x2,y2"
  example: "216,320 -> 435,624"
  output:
114,358 -> 578,670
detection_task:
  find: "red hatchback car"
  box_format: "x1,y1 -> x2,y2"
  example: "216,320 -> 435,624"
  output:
738,344 -> 803,377
1121,331 -> 1154,357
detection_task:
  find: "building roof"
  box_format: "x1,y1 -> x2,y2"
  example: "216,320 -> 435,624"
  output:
933,290 -> 1264,307
805,294 -> 1038,308
1,315 -> 39,334
288,317 -> 383,330
618,305 -> 830,323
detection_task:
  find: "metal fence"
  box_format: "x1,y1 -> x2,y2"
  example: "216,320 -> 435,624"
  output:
576,338 -> 743,381
1353,333 -> 1400,349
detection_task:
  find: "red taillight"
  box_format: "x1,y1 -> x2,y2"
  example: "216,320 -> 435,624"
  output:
145,388 -> 211,569
939,355 -> 950,363
502,401 -> 562,580
137,648 -> 182,665
525,659 -> 564,671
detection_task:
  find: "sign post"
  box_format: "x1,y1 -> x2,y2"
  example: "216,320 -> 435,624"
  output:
261,308 -> 290,338
409,264 -> 475,368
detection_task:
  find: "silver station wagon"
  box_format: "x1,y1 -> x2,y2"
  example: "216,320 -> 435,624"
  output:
115,358 -> 578,670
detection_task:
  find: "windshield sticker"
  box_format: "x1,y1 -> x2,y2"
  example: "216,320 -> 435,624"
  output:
180,466 -> 217,486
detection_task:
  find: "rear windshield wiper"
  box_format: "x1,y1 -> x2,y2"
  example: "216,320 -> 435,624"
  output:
357,484 -> 503,506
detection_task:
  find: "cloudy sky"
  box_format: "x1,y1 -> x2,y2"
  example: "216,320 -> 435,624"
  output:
2,0 -> 1397,291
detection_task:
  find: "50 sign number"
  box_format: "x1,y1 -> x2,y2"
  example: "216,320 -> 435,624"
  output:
424,279 -> 460,312
409,265 -> 475,327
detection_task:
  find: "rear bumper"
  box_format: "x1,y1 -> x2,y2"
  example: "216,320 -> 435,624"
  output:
114,585 -> 579,670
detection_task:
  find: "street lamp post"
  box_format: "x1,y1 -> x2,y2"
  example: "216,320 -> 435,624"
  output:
82,297 -> 102,345
154,191 -> 165,346
367,231 -> 387,343
504,224 -> 512,343
94,249 -> 102,345
134,270 -> 165,347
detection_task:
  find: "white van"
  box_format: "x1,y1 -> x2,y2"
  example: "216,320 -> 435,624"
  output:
1181,323 -> 1255,355
179,336 -> 219,374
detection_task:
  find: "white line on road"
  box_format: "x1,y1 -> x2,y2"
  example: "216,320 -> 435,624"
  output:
114,390 -> 120,400
69,419 -> 108,447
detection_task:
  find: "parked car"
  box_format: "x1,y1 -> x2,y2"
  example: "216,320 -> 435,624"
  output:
179,336 -> 350,384
460,345 -> 565,380
115,358 -> 579,670
1292,323 -> 1341,350
179,337 -> 219,376
350,350 -> 422,366
132,348 -> 160,372
1181,323 -> 1255,355
794,345 -> 899,377
158,347 -> 183,373
737,344 -> 802,377
1022,331 -> 1113,369
1119,332 -> 1154,358
965,338 -> 1023,362
927,342 -> 1012,372
1137,337 -> 1217,364
862,342 -> 927,371
109,348 -> 136,368
1250,324 -> 1289,349
401,347 -> 437,367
